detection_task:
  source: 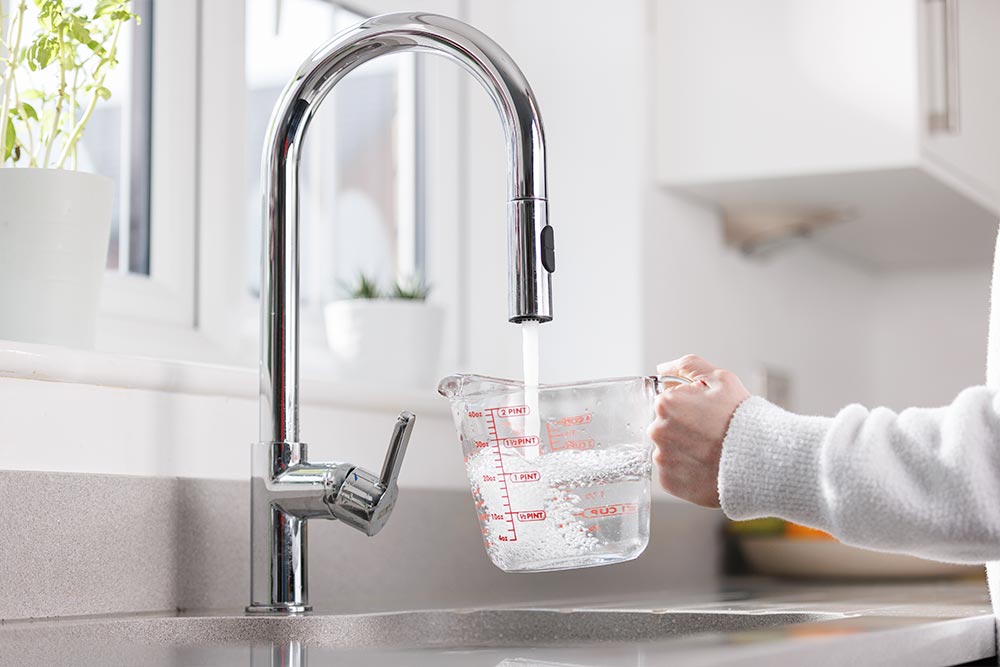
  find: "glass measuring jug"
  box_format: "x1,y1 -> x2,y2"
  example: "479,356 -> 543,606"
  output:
438,374 -> 689,573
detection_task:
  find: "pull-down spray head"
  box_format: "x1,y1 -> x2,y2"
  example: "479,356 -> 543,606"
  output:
496,41 -> 554,323
509,198 -> 555,323
442,10 -> 554,324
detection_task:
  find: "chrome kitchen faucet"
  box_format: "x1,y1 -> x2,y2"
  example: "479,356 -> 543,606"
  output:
250,12 -> 554,613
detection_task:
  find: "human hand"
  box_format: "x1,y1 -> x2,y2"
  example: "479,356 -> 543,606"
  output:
648,355 -> 750,508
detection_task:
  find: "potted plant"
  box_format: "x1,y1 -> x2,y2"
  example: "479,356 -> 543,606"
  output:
324,274 -> 445,389
0,0 -> 138,348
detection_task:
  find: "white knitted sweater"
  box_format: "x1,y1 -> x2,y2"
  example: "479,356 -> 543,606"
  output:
719,227 -> 1000,616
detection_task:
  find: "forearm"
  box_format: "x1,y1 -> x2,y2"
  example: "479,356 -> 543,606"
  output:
719,388 -> 1000,564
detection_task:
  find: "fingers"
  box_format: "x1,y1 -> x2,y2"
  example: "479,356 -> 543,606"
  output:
650,419 -> 705,462
648,355 -> 746,510
651,427 -> 720,507
649,414 -> 717,465
653,381 -> 700,418
656,354 -> 719,382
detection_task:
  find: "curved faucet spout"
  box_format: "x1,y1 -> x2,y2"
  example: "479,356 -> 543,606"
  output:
252,13 -> 553,614
260,12 -> 554,445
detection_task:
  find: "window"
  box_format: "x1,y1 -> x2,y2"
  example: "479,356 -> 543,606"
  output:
0,0 -> 153,275
4,0 -> 462,367
244,0 -> 425,304
0,0 -> 194,352
98,0 -> 197,335
91,0 -> 153,275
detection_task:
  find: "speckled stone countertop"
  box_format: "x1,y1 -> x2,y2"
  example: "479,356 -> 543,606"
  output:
1,579 -> 994,666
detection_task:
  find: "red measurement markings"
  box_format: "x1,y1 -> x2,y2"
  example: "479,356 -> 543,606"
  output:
564,439 -> 595,450
516,510 -> 547,522
575,503 -> 638,519
499,435 -> 540,448
547,429 -> 595,451
486,409 -> 518,542
546,412 -> 595,451
487,405 -> 530,418
552,413 -> 592,427
507,471 -> 541,483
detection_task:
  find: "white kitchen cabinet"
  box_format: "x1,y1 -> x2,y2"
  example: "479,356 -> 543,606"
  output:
920,0 -> 1000,210
654,0 -> 1000,268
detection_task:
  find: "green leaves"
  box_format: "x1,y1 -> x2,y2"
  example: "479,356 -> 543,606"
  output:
67,16 -> 89,42
9,101 -> 39,122
341,273 -> 433,300
67,14 -> 102,56
95,1 -> 138,28
25,33 -> 58,70
94,0 -> 122,18
346,273 -> 383,299
3,118 -> 15,161
391,276 -> 432,300
2,0 -> 139,168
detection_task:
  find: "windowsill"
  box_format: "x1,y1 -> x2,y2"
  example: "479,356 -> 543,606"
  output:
0,338 -> 450,417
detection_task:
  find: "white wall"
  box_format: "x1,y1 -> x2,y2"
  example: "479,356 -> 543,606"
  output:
0,354 -> 463,486
867,268 -> 992,410
641,191 -> 880,415
641,192 -> 993,417
458,0 -> 647,383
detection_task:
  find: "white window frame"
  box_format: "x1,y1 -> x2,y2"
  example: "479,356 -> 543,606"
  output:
197,0 -> 465,373
0,0 -> 200,358
99,0 -> 197,329
83,0 -> 465,370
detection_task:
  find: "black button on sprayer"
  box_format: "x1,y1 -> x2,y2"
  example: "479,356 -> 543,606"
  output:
541,225 -> 556,273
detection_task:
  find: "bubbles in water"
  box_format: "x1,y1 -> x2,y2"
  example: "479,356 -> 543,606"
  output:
464,444 -> 651,571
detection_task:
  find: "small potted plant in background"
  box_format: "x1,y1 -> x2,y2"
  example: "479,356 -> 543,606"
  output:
0,0 -> 138,348
324,273 -> 445,389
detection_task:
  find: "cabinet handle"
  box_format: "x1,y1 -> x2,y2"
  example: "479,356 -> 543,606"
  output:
927,0 -> 961,134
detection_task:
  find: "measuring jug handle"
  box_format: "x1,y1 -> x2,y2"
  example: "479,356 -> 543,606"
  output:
654,374 -> 694,392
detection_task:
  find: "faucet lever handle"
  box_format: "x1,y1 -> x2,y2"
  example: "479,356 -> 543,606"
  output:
380,411 -> 415,488
324,411 -> 415,537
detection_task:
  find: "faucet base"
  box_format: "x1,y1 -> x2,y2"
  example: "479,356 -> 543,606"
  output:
246,603 -> 312,614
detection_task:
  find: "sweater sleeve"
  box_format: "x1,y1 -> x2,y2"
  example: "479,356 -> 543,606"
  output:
719,387 -> 1000,564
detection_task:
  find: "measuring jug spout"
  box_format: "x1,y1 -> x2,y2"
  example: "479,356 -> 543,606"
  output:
437,375 -> 464,400
437,374 -> 521,401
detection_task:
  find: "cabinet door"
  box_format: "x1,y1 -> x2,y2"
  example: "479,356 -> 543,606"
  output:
654,0 -> 919,185
921,0 -> 1000,210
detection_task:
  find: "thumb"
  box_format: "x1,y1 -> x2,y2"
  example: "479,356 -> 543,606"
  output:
656,354 -> 718,381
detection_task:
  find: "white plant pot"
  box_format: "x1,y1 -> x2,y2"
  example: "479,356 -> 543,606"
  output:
0,169 -> 114,348
324,299 -> 445,389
